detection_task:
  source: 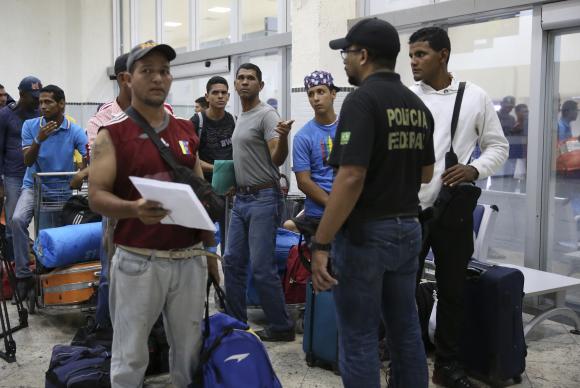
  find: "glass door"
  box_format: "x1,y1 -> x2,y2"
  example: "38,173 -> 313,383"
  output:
544,29 -> 580,304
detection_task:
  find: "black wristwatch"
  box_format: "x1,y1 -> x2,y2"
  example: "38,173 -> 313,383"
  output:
310,238 -> 331,252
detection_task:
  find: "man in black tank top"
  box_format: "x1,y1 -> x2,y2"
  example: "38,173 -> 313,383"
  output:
190,76 -> 235,183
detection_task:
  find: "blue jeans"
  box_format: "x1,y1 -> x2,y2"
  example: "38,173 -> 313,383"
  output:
332,217 -> 428,388
12,188 -> 62,278
3,176 -> 23,260
95,217 -> 111,327
223,188 -> 292,332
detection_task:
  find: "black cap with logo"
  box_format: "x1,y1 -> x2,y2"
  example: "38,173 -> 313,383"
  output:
329,18 -> 400,59
126,40 -> 177,71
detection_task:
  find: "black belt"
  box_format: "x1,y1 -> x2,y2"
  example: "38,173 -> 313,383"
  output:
236,181 -> 278,195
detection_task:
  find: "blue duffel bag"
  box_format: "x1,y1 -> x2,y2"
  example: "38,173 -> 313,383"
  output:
34,222 -> 102,268
191,278 -> 282,388
45,344 -> 111,388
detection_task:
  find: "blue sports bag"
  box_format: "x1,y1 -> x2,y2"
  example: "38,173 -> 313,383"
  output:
190,278 -> 282,388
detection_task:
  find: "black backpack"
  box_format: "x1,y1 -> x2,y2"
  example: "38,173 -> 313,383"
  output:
62,195 -> 102,225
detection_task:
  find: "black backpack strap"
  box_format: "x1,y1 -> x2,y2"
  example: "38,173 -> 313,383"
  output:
449,81 -> 466,154
125,106 -> 182,174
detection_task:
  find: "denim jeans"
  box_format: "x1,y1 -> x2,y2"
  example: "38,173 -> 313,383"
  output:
95,217 -> 112,327
332,217 -> 428,388
223,188 -> 293,332
3,176 -> 23,260
12,188 -> 62,278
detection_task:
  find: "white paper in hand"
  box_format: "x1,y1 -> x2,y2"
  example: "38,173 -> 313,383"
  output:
129,176 -> 216,232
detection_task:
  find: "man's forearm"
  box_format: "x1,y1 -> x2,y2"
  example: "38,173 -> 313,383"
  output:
89,189 -> 137,219
314,167 -> 365,244
298,180 -> 329,207
200,159 -> 214,173
271,136 -> 289,166
23,143 -> 40,166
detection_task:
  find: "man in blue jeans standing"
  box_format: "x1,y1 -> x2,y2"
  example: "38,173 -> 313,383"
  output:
12,85 -> 87,300
311,18 -> 435,388
0,76 -> 42,261
224,63 -> 295,341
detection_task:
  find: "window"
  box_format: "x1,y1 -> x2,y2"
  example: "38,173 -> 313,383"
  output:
163,0 -> 189,52
241,0 -> 278,40
545,30 -> 580,303
199,0 -> 232,48
137,0 -> 156,42
447,11 -> 533,266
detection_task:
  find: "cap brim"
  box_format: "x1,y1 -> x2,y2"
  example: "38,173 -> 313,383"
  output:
329,37 -> 350,50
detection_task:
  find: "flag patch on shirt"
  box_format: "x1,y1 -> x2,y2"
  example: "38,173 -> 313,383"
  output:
178,140 -> 191,155
340,131 -> 351,145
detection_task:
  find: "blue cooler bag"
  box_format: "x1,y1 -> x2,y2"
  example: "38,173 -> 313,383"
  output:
191,279 -> 282,388
246,228 -> 299,306
34,222 -> 102,268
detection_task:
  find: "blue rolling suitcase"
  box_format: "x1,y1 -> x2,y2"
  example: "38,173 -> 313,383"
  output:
460,260 -> 526,386
303,280 -> 339,373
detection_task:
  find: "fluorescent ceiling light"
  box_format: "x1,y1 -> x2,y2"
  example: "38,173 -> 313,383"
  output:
208,6 -> 231,13
164,21 -> 182,27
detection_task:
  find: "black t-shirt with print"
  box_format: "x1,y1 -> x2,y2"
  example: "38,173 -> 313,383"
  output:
191,111 -> 236,181
328,71 -> 435,222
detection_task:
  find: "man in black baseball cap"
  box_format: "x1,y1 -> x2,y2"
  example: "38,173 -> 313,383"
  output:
312,17 -> 433,387
126,40 -> 176,72
109,52 -> 130,81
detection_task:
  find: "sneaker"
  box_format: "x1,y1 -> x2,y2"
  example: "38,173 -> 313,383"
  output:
255,328 -> 295,342
432,363 -> 479,388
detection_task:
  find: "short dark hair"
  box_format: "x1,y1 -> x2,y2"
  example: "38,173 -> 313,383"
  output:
0,84 -> 4,89
364,47 -> 397,70
409,27 -> 451,62
562,100 -> 578,113
39,85 -> 65,102
195,96 -> 208,108
236,63 -> 262,83
206,76 -> 229,93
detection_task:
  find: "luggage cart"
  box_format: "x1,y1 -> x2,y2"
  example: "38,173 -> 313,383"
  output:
28,172 -> 99,316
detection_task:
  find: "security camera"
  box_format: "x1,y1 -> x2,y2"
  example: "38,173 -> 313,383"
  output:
205,61 -> 211,68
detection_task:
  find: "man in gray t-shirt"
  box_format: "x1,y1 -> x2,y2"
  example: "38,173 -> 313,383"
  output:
224,63 -> 295,342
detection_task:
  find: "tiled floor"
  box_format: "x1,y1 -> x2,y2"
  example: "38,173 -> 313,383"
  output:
0,303 -> 579,387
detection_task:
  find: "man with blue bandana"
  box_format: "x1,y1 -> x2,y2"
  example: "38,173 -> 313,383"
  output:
287,70 -> 339,236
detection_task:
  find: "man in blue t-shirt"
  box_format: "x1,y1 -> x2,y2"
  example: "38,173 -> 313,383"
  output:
12,84 -> 87,300
288,70 -> 339,235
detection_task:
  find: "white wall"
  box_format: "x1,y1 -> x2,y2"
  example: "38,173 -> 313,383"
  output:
0,0 -> 115,112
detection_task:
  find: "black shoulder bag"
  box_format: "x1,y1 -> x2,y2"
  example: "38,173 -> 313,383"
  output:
125,107 -> 225,222
432,82 -> 481,227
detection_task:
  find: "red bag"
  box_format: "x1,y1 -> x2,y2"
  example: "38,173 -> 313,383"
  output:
1,262 -> 13,301
282,242 -> 311,304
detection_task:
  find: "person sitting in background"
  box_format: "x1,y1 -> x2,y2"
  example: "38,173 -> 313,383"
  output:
284,70 -> 339,237
512,103 -> 529,136
497,95 -> 516,136
12,84 -> 87,301
194,96 -> 208,113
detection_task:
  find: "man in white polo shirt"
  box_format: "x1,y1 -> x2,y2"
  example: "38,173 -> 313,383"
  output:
408,27 -> 508,388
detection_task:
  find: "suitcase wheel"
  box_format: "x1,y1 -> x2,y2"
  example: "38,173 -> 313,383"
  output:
305,353 -> 315,367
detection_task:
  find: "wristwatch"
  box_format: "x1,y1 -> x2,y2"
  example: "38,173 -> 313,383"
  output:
310,237 -> 331,252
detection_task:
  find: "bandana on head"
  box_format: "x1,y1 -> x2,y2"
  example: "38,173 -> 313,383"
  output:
304,70 -> 338,91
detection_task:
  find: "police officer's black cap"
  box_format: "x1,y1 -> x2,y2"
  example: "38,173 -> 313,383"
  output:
109,53 -> 130,80
329,18 -> 400,58
126,40 -> 177,71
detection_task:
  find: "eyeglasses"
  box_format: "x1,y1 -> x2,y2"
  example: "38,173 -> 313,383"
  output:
340,49 -> 363,59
